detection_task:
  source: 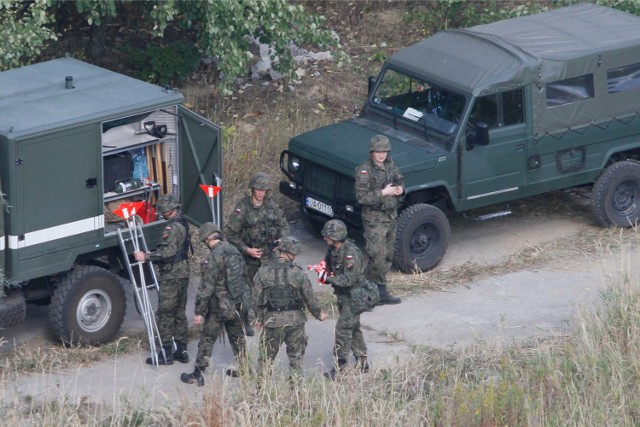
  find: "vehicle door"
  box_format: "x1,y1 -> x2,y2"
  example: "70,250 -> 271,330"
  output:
178,106 -> 223,227
459,88 -> 530,208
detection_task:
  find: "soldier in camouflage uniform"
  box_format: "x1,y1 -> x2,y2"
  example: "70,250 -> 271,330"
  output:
253,236 -> 328,383
181,223 -> 248,387
226,172 -> 290,336
321,219 -> 369,379
354,135 -> 402,305
134,194 -> 191,365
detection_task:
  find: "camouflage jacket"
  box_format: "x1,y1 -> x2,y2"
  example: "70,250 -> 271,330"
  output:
148,215 -> 190,279
195,240 -> 238,317
355,157 -> 404,222
225,195 -> 289,265
325,239 -> 365,299
253,258 -> 322,328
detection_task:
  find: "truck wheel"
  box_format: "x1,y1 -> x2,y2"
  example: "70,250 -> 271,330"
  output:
49,266 -> 126,345
591,160 -> 640,227
393,203 -> 450,273
0,289 -> 26,328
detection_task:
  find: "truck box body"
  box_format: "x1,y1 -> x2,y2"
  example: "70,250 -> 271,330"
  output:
280,4 -> 640,272
0,58 -> 222,343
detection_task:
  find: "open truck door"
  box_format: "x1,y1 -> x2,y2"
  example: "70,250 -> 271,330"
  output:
178,106 -> 223,227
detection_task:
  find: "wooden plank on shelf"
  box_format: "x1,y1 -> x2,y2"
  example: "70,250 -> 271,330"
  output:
155,143 -> 164,194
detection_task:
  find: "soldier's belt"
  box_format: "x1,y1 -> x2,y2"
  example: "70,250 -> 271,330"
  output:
266,302 -> 301,312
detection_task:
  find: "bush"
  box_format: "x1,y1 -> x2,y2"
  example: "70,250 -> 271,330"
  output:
126,41 -> 201,86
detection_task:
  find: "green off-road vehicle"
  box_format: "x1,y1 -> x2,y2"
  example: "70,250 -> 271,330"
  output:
280,3 -> 640,272
0,58 -> 221,343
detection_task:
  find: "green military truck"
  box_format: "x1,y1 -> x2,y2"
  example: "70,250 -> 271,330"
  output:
280,3 -> 640,272
0,57 -> 221,344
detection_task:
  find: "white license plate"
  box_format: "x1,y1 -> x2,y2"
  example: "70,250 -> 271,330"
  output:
305,196 -> 334,217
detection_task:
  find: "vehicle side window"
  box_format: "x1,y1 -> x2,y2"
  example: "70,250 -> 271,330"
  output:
546,74 -> 594,107
607,62 -> 640,94
470,88 -> 523,129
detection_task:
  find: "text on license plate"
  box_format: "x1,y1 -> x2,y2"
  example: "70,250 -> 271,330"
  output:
305,197 -> 334,217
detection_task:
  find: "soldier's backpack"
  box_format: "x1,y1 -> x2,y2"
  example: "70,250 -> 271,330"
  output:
217,243 -> 250,320
350,279 -> 380,315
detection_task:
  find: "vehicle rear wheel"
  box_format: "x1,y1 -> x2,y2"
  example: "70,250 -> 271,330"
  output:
49,265 -> 126,345
591,160 -> 640,227
0,289 -> 26,328
393,203 -> 450,273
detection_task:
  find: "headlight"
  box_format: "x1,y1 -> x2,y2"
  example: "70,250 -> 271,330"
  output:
290,157 -> 300,171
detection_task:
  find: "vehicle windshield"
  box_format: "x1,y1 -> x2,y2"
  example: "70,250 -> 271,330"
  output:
370,68 -> 466,144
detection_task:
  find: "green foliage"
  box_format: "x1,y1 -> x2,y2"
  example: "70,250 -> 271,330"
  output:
126,41 -> 201,85
72,0 -> 118,26
0,0 -> 58,71
163,0 -> 344,92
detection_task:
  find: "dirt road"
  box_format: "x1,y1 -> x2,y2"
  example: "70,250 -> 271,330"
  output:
1,198 -> 636,411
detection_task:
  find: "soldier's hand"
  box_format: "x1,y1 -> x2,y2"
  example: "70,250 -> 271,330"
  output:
255,321 -> 263,331
247,247 -> 262,259
381,183 -> 397,196
193,315 -> 204,326
133,251 -> 146,262
318,311 -> 328,321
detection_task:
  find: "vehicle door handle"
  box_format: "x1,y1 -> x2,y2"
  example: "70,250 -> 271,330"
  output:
86,177 -> 97,188
515,144 -> 524,152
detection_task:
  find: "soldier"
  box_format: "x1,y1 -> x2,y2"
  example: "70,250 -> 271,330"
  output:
253,236 -> 328,383
322,219 -> 369,379
354,135 -> 402,305
133,194 -> 191,365
226,172 -> 290,336
181,222 -> 248,386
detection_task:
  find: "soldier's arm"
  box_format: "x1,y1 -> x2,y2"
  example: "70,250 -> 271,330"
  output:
225,205 -> 249,253
194,257 -> 220,317
300,272 -> 322,319
252,269 -> 265,318
147,223 -> 180,262
327,247 -> 363,290
275,204 -> 290,239
355,164 -> 384,206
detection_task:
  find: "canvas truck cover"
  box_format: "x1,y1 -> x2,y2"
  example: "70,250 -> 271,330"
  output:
386,3 -> 640,137
0,57 -> 183,140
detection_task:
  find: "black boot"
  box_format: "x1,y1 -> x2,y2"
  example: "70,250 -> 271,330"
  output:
181,366 -> 205,386
324,358 -> 348,380
356,356 -> 370,373
243,311 -> 254,337
173,342 -> 189,364
146,344 -> 173,365
378,284 -> 401,305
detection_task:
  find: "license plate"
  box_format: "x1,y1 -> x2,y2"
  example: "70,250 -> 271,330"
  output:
305,196 -> 334,217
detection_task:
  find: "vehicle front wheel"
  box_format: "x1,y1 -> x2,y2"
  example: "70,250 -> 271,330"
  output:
393,203 -> 450,273
591,160 -> 640,227
49,265 -> 126,345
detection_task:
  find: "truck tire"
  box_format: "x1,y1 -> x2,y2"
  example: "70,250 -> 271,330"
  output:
591,160 -> 640,227
0,289 -> 26,328
393,203 -> 450,273
49,266 -> 126,345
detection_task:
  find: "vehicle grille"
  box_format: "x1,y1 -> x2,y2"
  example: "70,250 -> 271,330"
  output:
305,163 -> 336,199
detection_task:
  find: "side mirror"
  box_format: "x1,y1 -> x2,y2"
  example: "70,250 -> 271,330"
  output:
465,122 -> 490,150
474,122 -> 490,146
368,75 -> 375,95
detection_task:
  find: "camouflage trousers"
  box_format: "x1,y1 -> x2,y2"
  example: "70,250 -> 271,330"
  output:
258,323 -> 308,378
335,297 -> 367,362
362,219 -> 397,286
156,277 -> 189,345
195,310 -> 247,370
